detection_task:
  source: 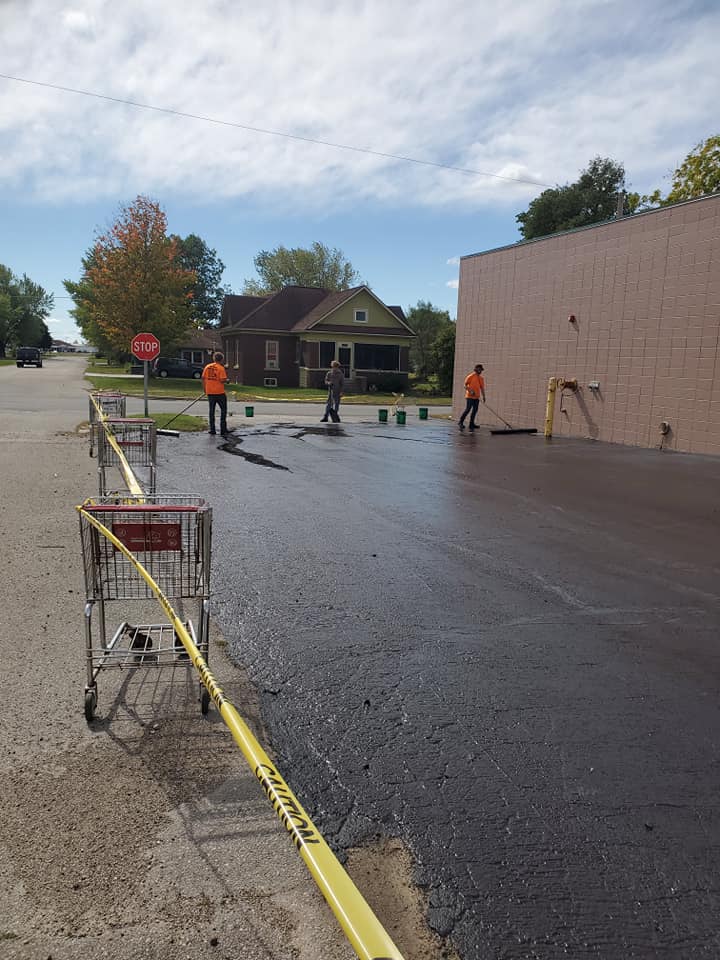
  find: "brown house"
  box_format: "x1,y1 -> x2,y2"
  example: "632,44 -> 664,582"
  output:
219,285 -> 415,390
455,194 -> 720,455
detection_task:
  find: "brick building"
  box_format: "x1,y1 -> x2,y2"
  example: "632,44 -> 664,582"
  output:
455,194 -> 720,454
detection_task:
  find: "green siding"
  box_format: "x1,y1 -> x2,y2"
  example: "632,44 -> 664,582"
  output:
312,290 -> 408,331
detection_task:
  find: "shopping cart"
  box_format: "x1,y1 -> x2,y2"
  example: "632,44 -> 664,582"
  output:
78,495 -> 212,722
97,418 -> 157,495
88,391 -> 127,456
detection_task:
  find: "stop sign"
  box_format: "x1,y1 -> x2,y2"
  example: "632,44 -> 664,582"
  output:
131,332 -> 161,362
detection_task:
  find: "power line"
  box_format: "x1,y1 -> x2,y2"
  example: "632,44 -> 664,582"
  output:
0,73 -> 552,189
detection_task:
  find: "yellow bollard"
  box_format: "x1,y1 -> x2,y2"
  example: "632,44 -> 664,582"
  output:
544,377 -> 558,438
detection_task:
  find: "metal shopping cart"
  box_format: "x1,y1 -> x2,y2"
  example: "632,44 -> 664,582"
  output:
88,391 -> 127,456
97,418 -> 157,495
78,495 -> 212,721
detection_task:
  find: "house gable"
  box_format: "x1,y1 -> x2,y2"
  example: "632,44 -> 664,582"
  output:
298,286 -> 413,335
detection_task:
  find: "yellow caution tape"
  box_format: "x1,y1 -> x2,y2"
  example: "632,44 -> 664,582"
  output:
76,504 -> 405,960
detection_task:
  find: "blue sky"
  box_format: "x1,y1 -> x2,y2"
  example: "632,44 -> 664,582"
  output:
1,0 -> 719,342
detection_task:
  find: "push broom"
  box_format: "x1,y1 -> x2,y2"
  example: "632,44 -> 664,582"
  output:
485,404 -> 538,436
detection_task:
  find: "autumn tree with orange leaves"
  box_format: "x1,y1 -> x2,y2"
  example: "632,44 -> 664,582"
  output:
65,196 -> 196,355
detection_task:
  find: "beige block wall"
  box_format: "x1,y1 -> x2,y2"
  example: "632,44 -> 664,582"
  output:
454,195 -> 720,454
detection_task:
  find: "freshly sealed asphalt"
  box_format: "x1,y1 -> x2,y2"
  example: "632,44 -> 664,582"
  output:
158,416 -> 720,960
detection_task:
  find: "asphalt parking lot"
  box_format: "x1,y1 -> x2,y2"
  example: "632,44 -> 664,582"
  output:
156,416 -> 720,960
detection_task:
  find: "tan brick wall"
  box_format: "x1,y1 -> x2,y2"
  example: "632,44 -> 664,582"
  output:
455,195 -> 720,454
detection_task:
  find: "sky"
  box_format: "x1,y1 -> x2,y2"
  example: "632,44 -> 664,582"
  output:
1,0 -> 719,342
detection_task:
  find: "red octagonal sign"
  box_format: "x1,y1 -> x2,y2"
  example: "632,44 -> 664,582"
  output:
131,332 -> 160,362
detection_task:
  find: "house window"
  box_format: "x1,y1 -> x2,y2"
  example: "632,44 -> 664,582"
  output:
265,340 -> 279,370
354,309 -> 368,323
354,344 -> 400,371
319,341 -> 335,368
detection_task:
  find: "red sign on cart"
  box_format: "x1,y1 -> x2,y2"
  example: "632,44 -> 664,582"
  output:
112,522 -> 181,552
131,332 -> 160,362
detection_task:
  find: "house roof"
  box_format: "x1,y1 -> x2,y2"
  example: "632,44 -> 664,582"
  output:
182,328 -> 222,350
223,287 -> 328,332
220,295 -> 268,327
221,285 -> 415,337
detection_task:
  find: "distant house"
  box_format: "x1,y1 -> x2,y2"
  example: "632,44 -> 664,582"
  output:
219,285 -> 415,390
176,328 -> 221,365
52,339 -> 97,354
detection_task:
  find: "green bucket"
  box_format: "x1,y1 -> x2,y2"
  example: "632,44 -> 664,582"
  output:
378,408 -> 388,423
396,410 -> 406,425
245,405 -> 254,417
418,407 -> 428,420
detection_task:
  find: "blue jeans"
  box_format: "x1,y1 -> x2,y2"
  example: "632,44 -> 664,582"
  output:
208,394 -> 227,434
459,398 -> 479,427
325,390 -> 341,418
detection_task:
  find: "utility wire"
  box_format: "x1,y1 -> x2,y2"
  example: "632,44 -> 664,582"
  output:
0,73 -> 552,189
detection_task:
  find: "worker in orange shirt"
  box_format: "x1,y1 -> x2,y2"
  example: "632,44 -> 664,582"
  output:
459,363 -> 486,431
202,351 -> 229,436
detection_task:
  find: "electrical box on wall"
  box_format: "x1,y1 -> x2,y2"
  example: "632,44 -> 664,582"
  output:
588,381 -> 600,392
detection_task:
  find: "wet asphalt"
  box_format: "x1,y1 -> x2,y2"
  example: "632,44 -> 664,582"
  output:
157,416 -> 720,960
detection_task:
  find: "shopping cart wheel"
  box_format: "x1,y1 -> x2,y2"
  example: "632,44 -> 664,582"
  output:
84,689 -> 97,722
200,689 -> 210,715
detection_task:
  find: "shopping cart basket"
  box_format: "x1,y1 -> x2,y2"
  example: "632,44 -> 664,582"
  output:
79,495 -> 212,721
97,418 -> 157,496
88,391 -> 127,456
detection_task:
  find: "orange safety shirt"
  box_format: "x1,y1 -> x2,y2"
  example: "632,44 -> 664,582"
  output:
464,371 -> 485,399
202,361 -> 228,395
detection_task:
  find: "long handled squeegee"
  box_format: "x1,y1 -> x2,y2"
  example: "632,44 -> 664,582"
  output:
156,394 -> 206,437
486,404 -> 538,436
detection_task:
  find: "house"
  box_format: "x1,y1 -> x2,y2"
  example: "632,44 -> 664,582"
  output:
455,193 -> 720,455
219,285 -> 415,390
176,328 -> 221,365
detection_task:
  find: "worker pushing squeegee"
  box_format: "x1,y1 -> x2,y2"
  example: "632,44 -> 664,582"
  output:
458,362 -> 537,436
157,351 -> 230,438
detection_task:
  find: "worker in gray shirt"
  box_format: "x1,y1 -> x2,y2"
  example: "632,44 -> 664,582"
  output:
321,360 -> 344,423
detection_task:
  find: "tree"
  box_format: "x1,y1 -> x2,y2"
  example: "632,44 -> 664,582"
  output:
516,157 -> 627,240
243,242 -> 361,295
172,233 -> 229,327
665,135 -> 720,203
406,300 -> 453,377
428,323 -> 456,394
64,196 -> 196,355
0,263 -> 53,357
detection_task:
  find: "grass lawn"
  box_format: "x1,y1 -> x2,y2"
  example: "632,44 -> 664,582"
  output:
85,374 -> 451,405
0,358 -> 16,366
86,358 -> 132,375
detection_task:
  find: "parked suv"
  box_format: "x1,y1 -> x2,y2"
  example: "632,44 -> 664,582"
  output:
151,356 -> 204,380
16,346 -> 43,368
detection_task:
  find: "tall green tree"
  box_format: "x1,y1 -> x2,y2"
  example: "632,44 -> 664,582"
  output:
406,300 -> 453,377
243,241 -> 361,295
428,323 -> 456,394
172,233 -> 228,327
0,264 -> 53,357
665,134 -> 720,203
516,157 -> 627,240
64,196 -> 196,355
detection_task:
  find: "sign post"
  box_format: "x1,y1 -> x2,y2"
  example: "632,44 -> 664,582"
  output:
131,333 -> 161,417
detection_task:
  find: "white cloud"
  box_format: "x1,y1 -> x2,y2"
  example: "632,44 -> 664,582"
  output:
62,8 -> 94,35
1,0 -> 718,210
447,256 -> 460,266
446,279 -> 459,289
